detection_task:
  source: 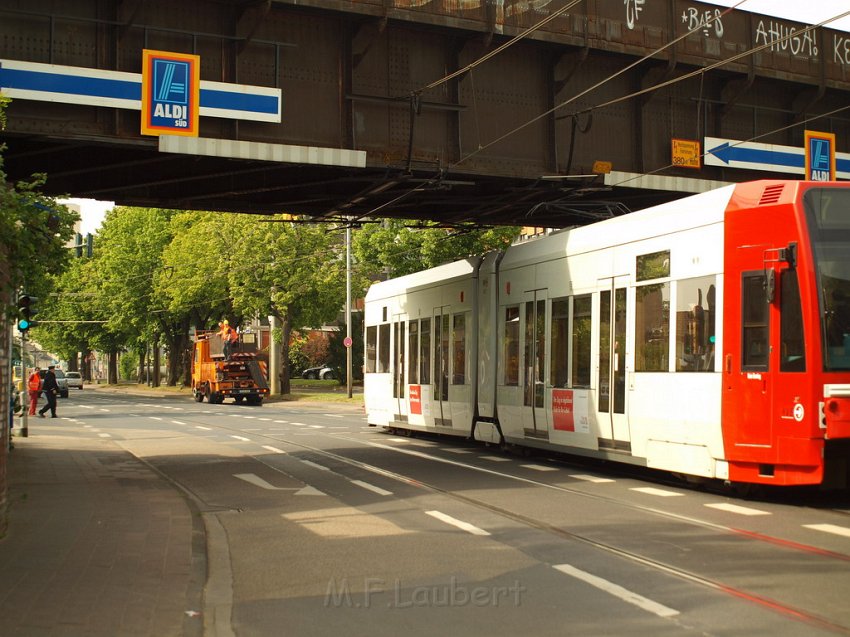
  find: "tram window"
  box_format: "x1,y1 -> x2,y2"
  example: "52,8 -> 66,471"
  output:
572,295 -> 592,387
550,299 -> 570,387
504,306 -> 520,386
420,318 -> 431,384
780,270 -> 806,372
378,324 -> 390,373
408,320 -> 419,384
366,326 -> 377,373
453,313 -> 467,384
675,277 -> 716,372
637,250 -> 670,282
636,283 -> 670,371
742,273 -> 769,370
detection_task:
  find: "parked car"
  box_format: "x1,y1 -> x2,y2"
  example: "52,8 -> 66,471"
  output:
39,368 -> 69,398
301,365 -> 336,380
65,371 -> 83,390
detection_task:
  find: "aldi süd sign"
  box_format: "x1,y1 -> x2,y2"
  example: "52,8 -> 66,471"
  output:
141,49 -> 200,136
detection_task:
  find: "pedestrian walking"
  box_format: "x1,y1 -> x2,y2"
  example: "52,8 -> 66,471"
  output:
27,366 -> 41,415
38,365 -> 59,418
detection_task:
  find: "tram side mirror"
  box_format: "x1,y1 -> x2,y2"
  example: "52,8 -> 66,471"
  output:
765,269 -> 776,303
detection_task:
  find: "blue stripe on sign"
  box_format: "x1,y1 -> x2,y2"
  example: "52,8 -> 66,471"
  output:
200,88 -> 279,115
0,67 -> 140,100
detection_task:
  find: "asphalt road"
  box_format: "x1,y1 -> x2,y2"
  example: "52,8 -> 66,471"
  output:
46,389 -> 850,636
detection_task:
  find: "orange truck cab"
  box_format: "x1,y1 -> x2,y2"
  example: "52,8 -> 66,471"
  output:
191,330 -> 269,405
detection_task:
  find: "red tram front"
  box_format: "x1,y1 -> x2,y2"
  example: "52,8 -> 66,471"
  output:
722,181 -> 850,486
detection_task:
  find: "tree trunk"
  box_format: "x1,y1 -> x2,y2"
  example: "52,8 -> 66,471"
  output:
152,335 -> 161,387
108,350 -> 119,384
279,314 -> 292,395
137,344 -> 146,383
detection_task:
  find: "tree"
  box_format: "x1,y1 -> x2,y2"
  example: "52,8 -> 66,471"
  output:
228,218 -> 345,395
352,220 -> 517,280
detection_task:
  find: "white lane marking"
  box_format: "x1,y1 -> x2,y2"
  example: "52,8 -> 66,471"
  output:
242,416 -> 256,420
300,460 -> 331,471
295,486 -> 326,496
234,473 -> 284,490
705,503 -> 770,516
426,510 -> 490,536
387,438 -> 408,442
445,449 -> 472,454
100,408 -> 110,412
309,425 -> 325,429
630,487 -> 684,497
262,445 -> 286,454
195,426 -> 211,431
79,405 -> 94,409
803,523 -> 850,538
230,435 -> 251,442
323,414 -> 344,418
290,422 -> 307,426
274,420 -> 288,424
258,418 -> 272,422
570,474 -> 615,483
172,420 -> 186,425
244,428 -> 262,431
149,416 -> 163,421
351,480 -> 393,496
521,464 -> 559,472
98,433 -> 111,438
480,455 -> 511,462
553,564 -> 679,618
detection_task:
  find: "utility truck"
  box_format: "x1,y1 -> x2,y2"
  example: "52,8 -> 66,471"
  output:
191,330 -> 269,405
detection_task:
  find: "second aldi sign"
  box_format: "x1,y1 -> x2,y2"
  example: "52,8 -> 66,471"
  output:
141,49 -> 200,136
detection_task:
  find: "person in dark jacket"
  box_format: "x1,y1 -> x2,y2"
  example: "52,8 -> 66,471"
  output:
38,365 -> 59,418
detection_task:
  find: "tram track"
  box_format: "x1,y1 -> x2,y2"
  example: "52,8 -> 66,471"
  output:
147,408 -> 850,635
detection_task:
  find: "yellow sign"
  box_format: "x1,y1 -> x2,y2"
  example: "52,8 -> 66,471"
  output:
672,139 -> 701,169
592,160 -> 612,174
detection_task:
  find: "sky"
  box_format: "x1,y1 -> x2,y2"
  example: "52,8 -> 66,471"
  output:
69,2 -> 850,233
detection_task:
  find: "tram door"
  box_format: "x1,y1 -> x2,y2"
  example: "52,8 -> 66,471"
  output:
522,290 -> 549,438
392,315 -> 407,422
433,307 -> 452,427
597,278 -> 629,448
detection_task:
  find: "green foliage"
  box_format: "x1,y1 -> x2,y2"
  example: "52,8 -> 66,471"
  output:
0,99 -> 78,310
119,349 -> 138,380
352,220 -> 517,282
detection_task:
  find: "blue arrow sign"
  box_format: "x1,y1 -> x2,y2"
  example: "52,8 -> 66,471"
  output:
708,142 -> 803,169
704,136 -> 850,179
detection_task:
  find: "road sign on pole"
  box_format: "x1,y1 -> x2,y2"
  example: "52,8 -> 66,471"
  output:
804,130 -> 836,181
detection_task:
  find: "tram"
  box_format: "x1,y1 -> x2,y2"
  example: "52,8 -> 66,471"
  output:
364,181 -> 850,487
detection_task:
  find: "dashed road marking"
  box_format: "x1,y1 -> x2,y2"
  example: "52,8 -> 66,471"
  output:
323,414 -> 344,418
230,435 -> 251,442
195,426 -> 211,431
149,416 -> 163,421
426,510 -> 490,536
98,433 -> 111,438
351,480 -> 393,496
553,564 -> 678,618
705,503 -> 770,516
300,460 -> 331,471
480,455 -> 511,462
570,474 -> 615,483
445,449 -> 473,454
262,445 -> 286,454
172,420 -> 186,425
234,473 -> 285,490
803,523 -> 850,538
630,487 -> 683,497
521,464 -> 559,472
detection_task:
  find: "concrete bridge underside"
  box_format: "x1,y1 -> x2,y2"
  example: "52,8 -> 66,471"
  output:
1,0 -> 849,227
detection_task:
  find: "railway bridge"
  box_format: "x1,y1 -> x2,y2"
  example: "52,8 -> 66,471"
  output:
1,0 -> 849,227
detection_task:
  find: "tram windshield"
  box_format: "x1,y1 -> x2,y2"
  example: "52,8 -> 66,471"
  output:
803,187 -> 850,371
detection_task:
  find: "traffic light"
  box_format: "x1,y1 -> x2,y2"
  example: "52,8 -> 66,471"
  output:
17,294 -> 38,332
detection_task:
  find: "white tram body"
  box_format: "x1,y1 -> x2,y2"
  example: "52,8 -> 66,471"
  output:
365,181 -> 850,486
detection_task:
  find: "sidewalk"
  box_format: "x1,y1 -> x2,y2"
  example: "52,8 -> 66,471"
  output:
0,421 -> 204,636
